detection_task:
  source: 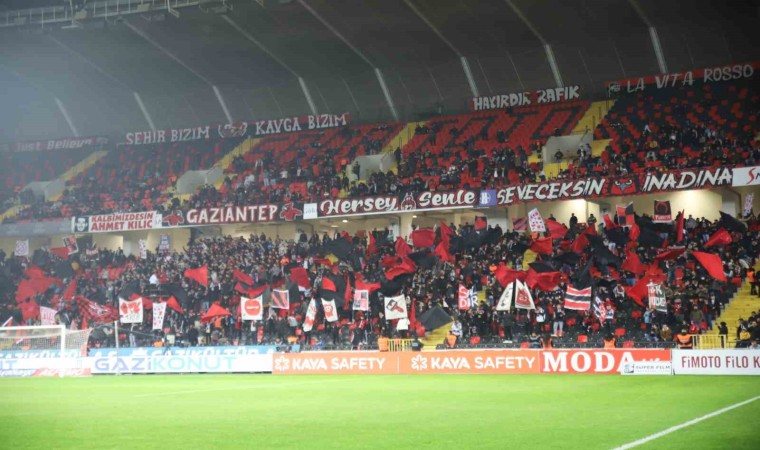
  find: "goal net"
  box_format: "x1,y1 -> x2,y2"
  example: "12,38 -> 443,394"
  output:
0,325 -> 92,377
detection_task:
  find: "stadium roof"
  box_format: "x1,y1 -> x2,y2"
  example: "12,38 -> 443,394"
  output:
0,0 -> 757,142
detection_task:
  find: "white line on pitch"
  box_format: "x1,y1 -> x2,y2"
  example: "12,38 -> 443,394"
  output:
612,395 -> 760,450
133,378 -> 339,398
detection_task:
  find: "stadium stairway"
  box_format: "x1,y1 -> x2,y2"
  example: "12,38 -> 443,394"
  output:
707,265 -> 760,343
572,100 -> 615,135
379,121 -> 424,174
420,321 -> 453,350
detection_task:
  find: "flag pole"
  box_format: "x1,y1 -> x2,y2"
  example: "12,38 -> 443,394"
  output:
114,320 -> 121,377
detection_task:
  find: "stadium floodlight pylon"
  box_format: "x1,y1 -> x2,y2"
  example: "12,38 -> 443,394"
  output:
0,325 -> 91,377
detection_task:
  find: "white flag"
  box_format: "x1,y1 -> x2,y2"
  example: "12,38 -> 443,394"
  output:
303,299 -> 317,332
119,298 -> 143,324
353,289 -> 369,311
744,193 -> 754,217
139,239 -> 148,259
321,299 -> 339,322
14,240 -> 29,257
496,281 -> 514,311
40,306 -> 57,325
647,283 -> 667,313
152,302 -> 167,330
513,280 -> 535,310
240,296 -> 263,321
528,208 -> 546,233
384,294 -> 408,320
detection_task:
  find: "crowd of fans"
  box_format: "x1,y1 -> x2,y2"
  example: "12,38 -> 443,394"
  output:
2,203 -> 759,351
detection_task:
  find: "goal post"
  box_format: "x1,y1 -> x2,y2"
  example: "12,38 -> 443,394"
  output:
0,325 -> 92,377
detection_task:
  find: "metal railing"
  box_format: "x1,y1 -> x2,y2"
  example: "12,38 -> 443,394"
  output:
0,0 -> 204,29
388,339 -> 414,352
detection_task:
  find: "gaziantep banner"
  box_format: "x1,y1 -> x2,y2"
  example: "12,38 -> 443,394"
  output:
123,113 -> 350,145
63,165 -> 743,232
72,211 -> 162,233
471,85 -> 581,111
606,61 -> 758,96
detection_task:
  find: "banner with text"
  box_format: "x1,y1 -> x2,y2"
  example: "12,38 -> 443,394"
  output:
672,349 -> 760,375
472,85 -> 581,111
606,62 -> 758,96
72,211 -> 162,233
0,136 -> 108,153
123,113 -> 350,145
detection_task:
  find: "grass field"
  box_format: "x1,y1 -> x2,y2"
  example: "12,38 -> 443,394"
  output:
1,375 -> 759,449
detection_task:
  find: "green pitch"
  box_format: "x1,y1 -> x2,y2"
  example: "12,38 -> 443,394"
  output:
1,375 -> 759,449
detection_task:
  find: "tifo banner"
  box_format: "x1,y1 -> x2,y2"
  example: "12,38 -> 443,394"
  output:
647,283 -> 667,313
124,113 -> 350,145
14,240 -> 29,257
72,211 -> 162,233
88,345 -> 289,358
119,298 -> 143,324
40,306 -> 57,325
732,166 -> 760,187
744,193 -> 754,217
672,349 -> 760,375
138,239 -> 148,259
471,85 -> 581,111
0,136 -> 108,153
540,349 -> 672,374
87,355 -> 272,374
152,302 -> 167,331
240,296 -> 263,321
606,61 -> 758,95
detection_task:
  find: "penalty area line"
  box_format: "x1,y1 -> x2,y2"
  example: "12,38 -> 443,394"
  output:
611,395 -> 760,450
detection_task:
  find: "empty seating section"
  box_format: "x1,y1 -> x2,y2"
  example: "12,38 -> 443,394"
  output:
400,101 -> 588,189
0,146 -> 95,210
595,78 -> 758,173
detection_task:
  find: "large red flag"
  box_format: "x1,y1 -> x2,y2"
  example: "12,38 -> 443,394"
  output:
355,274 -> 381,293
654,248 -> 686,261
321,276 -> 337,292
439,221 -> 454,246
675,211 -> 685,243
545,219 -> 568,239
494,263 -> 527,287
530,236 -> 553,255
233,269 -> 254,286
525,268 -> 562,291
289,267 -> 311,290
384,256 -> 417,280
367,233 -> 377,256
166,296 -> 184,314
434,241 -> 454,263
621,250 -> 646,275
624,279 -> 648,308
201,303 -> 232,323
184,266 -> 208,287
410,229 -> 436,248
704,228 -> 732,248
692,251 -> 727,282
19,299 -> 40,321
395,237 -> 412,257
